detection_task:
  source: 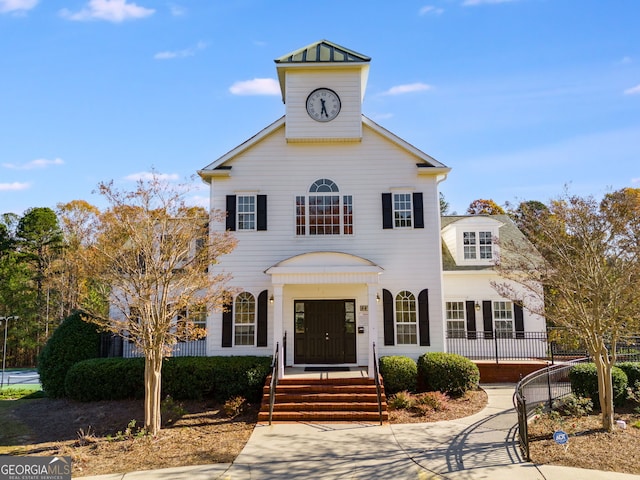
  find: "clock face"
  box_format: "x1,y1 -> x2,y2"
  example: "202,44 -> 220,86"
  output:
306,88 -> 341,122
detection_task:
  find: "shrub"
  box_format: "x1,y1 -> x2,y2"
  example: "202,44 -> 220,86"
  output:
379,356 -> 417,394
388,391 -> 414,410
552,394 -> 593,417
412,391 -> 449,414
617,362 -> 640,388
568,363 -> 628,408
417,352 -> 480,397
64,356 -> 271,402
65,357 -> 145,401
38,311 -> 102,398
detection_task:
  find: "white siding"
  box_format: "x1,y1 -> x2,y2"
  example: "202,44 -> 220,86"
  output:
206,123 -> 446,361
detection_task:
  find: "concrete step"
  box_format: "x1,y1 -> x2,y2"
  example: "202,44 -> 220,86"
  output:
257,410 -> 389,423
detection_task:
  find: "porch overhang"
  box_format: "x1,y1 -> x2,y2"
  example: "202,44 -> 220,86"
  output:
264,251 -> 383,285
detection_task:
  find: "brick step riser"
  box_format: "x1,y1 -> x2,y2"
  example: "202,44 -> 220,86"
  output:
262,402 -> 385,412
265,386 -> 382,395
269,393 -> 382,402
257,412 -> 389,422
271,378 -> 376,386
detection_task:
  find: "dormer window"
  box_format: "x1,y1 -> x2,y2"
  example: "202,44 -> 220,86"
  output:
296,179 -> 353,236
463,231 -> 493,260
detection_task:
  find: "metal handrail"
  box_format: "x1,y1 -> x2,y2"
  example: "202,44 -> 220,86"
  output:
268,342 -> 279,425
372,342 -> 384,425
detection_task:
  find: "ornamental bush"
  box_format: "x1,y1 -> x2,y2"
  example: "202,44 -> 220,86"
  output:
64,356 -> 271,402
379,356 -> 417,394
568,363 -> 628,408
417,352 -> 480,397
617,362 -> 640,388
38,311 -> 102,398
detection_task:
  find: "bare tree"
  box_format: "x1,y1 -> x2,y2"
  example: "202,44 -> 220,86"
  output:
493,191 -> 640,431
78,174 -> 237,435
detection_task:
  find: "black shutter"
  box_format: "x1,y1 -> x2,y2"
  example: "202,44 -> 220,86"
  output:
418,289 -> 430,346
482,300 -> 493,340
383,289 -> 395,345
221,302 -> 233,347
413,192 -> 424,229
257,290 -> 268,346
514,303 -> 525,339
465,301 -> 477,340
257,195 -> 267,231
225,195 -> 236,231
382,193 -> 393,229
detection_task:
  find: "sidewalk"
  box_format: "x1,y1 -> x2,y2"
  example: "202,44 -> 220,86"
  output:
77,384 -> 640,479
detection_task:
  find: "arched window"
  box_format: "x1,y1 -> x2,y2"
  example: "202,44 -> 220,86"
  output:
296,178 -> 353,235
395,291 -> 417,345
234,292 -> 256,346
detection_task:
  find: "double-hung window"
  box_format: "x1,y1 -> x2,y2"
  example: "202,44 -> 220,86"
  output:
296,179 -> 353,235
493,301 -> 513,338
237,195 -> 256,231
446,301 -> 466,338
393,193 -> 413,228
177,304 -> 207,341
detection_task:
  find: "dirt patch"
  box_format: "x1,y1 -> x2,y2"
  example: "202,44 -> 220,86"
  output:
527,408 -> 640,475
1,397 -> 257,478
388,389 -> 488,423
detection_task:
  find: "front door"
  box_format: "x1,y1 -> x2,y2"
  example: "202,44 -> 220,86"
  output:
294,300 -> 356,364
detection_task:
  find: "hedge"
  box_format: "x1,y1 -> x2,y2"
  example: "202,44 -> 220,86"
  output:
568,363 -> 628,408
379,356 -> 417,394
617,362 -> 640,388
417,352 -> 480,397
64,356 -> 271,402
38,311 -> 102,398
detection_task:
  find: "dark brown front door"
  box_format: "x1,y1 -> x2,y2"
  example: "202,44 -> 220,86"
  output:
294,300 -> 356,364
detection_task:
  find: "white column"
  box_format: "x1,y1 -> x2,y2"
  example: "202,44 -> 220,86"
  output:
367,284 -> 379,379
272,284 -> 285,379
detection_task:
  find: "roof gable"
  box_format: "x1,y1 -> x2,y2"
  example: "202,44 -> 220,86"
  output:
274,40 -> 370,64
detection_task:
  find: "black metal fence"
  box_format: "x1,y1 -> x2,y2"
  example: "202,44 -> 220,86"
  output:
513,358 -> 589,460
446,330 -> 549,362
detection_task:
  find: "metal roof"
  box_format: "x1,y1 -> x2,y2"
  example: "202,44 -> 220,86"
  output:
274,39 -> 370,64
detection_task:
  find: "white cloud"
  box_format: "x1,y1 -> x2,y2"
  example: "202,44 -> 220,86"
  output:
381,83 -> 432,96
2,157 -> 64,170
0,182 -> 30,191
462,0 -> 517,5
620,56 -> 633,65
154,41 -> 207,60
60,0 -> 154,22
623,84 -> 640,95
0,0 -> 37,14
124,171 -> 180,182
419,5 -> 444,15
168,3 -> 185,16
229,78 -> 280,96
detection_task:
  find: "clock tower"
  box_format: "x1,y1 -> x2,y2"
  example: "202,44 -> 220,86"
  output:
275,40 -> 371,142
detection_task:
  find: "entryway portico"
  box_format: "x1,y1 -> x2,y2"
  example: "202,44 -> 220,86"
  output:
265,252 -> 383,379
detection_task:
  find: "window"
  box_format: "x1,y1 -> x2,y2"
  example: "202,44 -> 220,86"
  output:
226,195 -> 266,231
177,304 -> 207,341
393,193 -> 412,228
493,301 -> 513,338
295,179 -> 353,235
234,292 -> 256,346
237,195 -> 256,231
395,291 -> 417,345
463,231 -> 493,260
446,301 -> 466,338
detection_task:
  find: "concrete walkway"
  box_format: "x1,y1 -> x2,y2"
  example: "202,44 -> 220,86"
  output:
77,384 -> 640,479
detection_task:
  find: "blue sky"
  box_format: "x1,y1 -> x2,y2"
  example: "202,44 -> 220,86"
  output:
1,0 -> 639,216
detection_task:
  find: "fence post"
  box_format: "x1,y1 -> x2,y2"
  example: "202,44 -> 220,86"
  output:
550,341 -> 555,365
546,362 -> 553,410
494,329 -> 499,364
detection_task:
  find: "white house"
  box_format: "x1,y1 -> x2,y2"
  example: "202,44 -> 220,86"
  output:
197,40 -> 545,378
